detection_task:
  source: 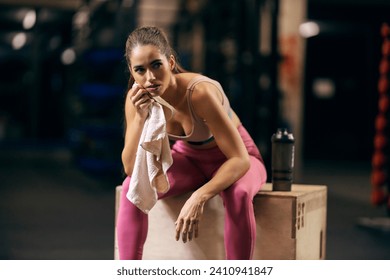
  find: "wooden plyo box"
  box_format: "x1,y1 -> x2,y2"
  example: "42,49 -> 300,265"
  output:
114,183 -> 327,260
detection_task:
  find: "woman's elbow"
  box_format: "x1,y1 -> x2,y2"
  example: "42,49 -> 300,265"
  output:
241,155 -> 250,174
122,165 -> 133,177
235,154 -> 250,176
121,152 -> 134,176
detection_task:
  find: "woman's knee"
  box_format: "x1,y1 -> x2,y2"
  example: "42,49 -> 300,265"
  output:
117,176 -> 147,224
221,185 -> 254,215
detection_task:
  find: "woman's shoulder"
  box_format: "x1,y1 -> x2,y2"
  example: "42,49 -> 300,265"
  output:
176,73 -> 224,106
177,73 -> 219,89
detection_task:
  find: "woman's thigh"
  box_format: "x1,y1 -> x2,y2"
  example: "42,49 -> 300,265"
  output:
158,149 -> 207,199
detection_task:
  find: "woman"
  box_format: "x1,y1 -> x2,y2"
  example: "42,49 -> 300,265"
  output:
117,26 -> 267,260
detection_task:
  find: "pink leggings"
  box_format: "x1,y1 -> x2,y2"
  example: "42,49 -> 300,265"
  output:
116,125 -> 267,260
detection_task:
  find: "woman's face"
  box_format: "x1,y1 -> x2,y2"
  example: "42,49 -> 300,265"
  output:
129,44 -> 174,96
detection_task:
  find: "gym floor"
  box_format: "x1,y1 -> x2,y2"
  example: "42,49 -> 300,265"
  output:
0,144 -> 389,260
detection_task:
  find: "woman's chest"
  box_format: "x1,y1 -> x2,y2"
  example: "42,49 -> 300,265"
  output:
166,110 -> 193,137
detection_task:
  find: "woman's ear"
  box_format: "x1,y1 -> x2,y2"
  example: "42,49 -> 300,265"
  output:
169,55 -> 176,71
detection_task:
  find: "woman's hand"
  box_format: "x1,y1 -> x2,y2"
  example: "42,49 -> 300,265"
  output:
175,192 -> 206,243
129,82 -> 154,120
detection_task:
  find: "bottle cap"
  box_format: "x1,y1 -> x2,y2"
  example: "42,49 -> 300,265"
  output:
273,128 -> 294,142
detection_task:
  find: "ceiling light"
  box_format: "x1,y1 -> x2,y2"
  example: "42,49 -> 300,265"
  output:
12,33 -> 27,50
299,21 -> 320,38
23,10 -> 36,30
61,48 -> 76,65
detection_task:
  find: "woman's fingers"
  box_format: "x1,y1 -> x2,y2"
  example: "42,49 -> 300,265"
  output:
175,219 -> 183,241
175,195 -> 205,243
129,85 -> 154,115
175,218 -> 199,243
182,220 -> 191,243
193,220 -> 199,239
133,95 -> 153,110
188,219 -> 200,241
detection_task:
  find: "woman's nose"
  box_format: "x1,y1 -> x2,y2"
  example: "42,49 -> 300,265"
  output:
145,70 -> 155,81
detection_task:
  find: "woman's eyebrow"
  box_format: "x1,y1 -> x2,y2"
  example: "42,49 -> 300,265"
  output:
133,59 -> 162,70
150,59 -> 162,64
132,64 -> 143,70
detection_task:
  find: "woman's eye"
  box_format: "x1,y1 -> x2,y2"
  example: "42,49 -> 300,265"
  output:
134,68 -> 145,73
152,62 -> 162,69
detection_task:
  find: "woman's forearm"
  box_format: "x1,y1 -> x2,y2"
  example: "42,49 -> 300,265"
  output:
194,155 -> 250,201
121,116 -> 146,176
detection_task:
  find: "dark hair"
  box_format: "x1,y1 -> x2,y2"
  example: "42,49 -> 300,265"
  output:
125,26 -> 186,89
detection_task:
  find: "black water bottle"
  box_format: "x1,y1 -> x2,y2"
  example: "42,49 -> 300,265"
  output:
271,128 -> 295,191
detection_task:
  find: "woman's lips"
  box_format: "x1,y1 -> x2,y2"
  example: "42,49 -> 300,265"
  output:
147,85 -> 160,93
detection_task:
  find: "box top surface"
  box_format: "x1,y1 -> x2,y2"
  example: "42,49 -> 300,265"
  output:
259,183 -> 327,198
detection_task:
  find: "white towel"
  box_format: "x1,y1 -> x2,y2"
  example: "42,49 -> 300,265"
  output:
126,99 -> 174,214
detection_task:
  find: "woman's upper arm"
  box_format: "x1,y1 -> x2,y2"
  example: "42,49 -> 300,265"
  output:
191,84 -> 249,160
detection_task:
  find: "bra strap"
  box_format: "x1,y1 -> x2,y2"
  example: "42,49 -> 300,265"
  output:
153,96 -> 175,120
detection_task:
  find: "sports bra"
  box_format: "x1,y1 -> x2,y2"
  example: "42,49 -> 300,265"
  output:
167,75 -> 232,144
